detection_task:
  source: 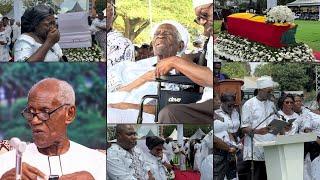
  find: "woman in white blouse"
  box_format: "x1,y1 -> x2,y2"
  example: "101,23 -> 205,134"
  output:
145,136 -> 170,180
14,5 -> 63,62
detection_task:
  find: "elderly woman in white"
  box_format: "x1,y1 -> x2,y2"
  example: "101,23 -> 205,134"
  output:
144,136 -> 171,180
14,5 -> 62,62
107,20 -> 190,123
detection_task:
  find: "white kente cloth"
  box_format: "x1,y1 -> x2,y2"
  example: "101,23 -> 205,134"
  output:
107,30 -> 135,68
144,152 -> 168,180
198,36 -> 213,103
107,144 -> 149,180
241,96 -> 277,161
14,34 -> 62,61
277,110 -> 300,135
107,107 -> 155,124
0,141 -> 106,180
107,56 -> 183,104
200,154 -> 213,180
0,31 -> 10,62
215,107 -> 240,134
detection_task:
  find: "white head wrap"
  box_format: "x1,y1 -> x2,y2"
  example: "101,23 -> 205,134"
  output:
256,76 -> 275,89
192,0 -> 213,9
151,20 -> 189,54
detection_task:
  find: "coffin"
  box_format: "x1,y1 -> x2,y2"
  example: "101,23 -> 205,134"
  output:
227,13 -> 297,48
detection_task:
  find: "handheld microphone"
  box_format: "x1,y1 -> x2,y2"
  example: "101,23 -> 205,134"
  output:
10,137 -> 27,180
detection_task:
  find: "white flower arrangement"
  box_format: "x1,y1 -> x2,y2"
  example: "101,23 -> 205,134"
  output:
62,44 -> 104,62
214,33 -> 315,62
266,5 -> 295,23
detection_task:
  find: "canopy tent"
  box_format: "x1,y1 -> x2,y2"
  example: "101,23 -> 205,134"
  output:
169,129 -> 178,140
67,1 -> 85,13
169,128 -> 187,141
189,128 -> 206,140
139,129 -> 156,139
287,0 -> 320,6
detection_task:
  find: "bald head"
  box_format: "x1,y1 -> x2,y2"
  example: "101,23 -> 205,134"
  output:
115,124 -> 137,150
28,78 -> 75,106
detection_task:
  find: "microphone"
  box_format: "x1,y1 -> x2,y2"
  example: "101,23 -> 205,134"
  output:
272,107 -> 285,121
10,137 -> 27,180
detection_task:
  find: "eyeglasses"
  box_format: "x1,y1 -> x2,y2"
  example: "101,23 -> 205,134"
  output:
21,104 -> 70,122
194,4 -> 213,25
194,14 -> 213,24
284,101 -> 294,105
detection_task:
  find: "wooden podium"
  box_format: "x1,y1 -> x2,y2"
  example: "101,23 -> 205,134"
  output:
256,133 -> 317,180
214,79 -> 244,105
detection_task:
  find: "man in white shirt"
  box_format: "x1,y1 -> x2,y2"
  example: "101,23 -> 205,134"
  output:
240,76 -> 277,180
157,0 -> 213,124
107,124 -> 155,180
163,138 -> 174,164
0,78 -> 106,180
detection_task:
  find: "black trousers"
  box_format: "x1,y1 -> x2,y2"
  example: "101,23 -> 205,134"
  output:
214,153 -> 228,180
238,160 -> 267,180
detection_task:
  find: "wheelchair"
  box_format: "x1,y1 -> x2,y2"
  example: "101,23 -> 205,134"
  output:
136,74 -> 203,123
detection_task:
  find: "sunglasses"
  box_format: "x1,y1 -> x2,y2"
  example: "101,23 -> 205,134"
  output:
284,101 -> 294,105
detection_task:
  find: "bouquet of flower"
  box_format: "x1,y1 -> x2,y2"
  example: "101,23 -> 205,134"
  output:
266,6 -> 295,23
62,44 -> 104,62
214,32 -> 315,62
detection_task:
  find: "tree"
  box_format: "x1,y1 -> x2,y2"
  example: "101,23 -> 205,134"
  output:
254,63 -> 311,91
96,0 -> 106,13
0,0 -> 13,15
114,0 -> 203,44
221,62 -> 251,78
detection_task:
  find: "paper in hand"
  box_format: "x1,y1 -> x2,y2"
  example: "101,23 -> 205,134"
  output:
267,119 -> 289,135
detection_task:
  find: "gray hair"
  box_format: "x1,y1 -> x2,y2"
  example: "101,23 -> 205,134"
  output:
28,78 -> 75,105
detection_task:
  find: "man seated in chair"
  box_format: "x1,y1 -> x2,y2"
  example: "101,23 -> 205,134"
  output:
0,78 -> 106,180
157,0 -> 214,124
107,20 -> 191,123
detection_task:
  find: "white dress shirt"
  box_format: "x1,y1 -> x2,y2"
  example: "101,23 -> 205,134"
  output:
241,96 -> 277,161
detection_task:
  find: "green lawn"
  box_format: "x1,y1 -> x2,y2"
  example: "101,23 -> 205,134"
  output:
214,20 -> 320,51
295,20 -> 320,52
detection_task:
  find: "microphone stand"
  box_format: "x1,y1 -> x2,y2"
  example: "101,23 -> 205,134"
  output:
249,111 -> 275,180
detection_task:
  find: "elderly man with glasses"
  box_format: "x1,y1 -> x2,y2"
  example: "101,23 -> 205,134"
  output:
156,0 -> 214,124
0,78 -> 106,180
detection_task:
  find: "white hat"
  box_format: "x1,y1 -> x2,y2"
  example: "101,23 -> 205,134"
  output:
193,0 -> 213,9
151,20 -> 189,54
256,76 -> 275,89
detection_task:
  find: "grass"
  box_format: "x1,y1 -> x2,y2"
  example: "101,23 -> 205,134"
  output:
295,20 -> 320,52
213,20 -> 320,51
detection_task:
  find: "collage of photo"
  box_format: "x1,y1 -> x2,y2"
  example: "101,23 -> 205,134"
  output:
214,0 -> 320,180
0,0 -> 108,180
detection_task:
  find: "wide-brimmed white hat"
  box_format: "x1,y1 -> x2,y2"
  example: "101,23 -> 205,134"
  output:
193,0 -> 213,9
256,76 -> 276,89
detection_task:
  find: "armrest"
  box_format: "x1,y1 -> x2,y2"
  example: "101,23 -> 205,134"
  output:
156,75 -> 196,85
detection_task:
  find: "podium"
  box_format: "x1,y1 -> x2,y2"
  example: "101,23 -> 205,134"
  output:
256,133 -> 317,180
215,80 -> 244,105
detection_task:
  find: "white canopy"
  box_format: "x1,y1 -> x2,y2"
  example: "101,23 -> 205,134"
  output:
287,0 -> 320,6
189,128 -> 206,140
169,128 -> 187,141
